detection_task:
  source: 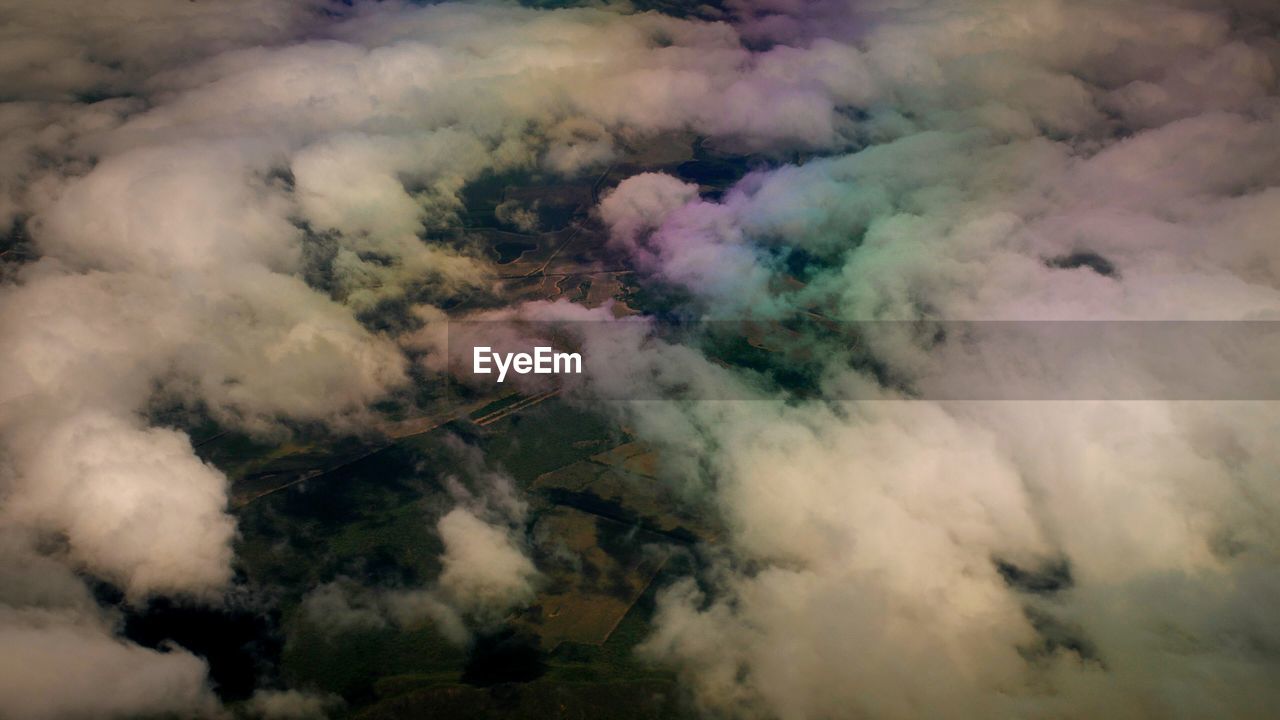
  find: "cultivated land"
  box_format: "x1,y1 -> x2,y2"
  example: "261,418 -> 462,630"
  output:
130,131 -> 769,719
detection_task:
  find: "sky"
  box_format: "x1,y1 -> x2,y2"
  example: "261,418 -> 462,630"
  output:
1,0 -> 1278,718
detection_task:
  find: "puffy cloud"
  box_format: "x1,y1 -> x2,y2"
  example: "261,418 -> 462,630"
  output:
435,507 -> 539,618
297,446 -> 536,646
300,579 -> 389,637
0,610 -> 218,720
298,577 -> 473,648
582,1 -> 1280,718
244,689 -> 342,720
620,393 -> 1280,717
0,530 -> 219,719
381,588 -> 470,647
5,412 -> 234,598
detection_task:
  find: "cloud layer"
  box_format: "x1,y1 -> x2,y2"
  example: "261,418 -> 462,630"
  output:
1,0 -> 1278,717
586,1 -> 1280,718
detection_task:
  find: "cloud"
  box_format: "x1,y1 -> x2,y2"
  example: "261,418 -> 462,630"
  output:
435,507 -> 539,619
297,443 -> 536,647
0,530 -> 219,719
401,445 -> 540,635
576,1 -> 1280,717
0,0 -> 325,102
5,412 -> 234,599
299,579 -> 389,637
245,689 -> 342,720
0,610 -> 218,720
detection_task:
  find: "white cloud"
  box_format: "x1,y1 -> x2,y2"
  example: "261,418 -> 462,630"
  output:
245,689 -> 341,720
435,507 -> 538,619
